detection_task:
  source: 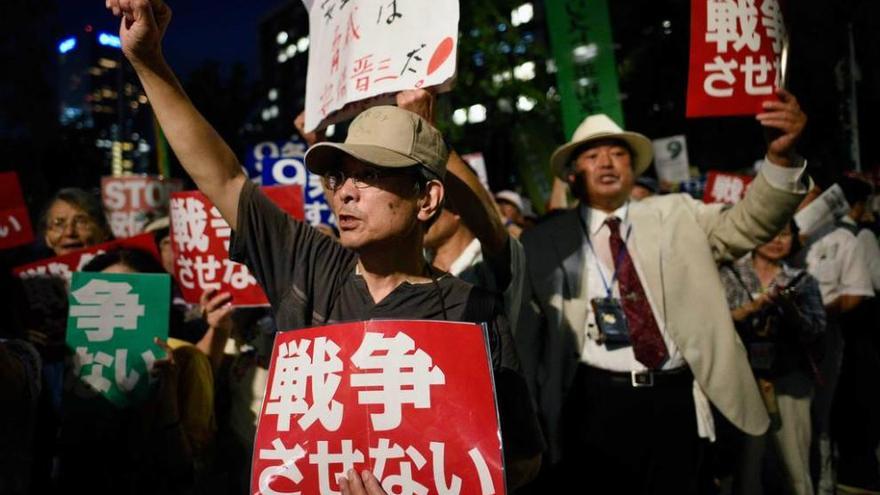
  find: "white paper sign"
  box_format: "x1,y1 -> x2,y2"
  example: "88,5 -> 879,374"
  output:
794,184 -> 850,237
651,135 -> 691,183
303,0 -> 459,132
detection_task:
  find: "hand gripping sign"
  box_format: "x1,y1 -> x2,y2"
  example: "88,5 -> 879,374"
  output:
686,0 -> 787,117
169,186 -> 304,306
0,171 -> 35,250
101,175 -> 183,238
252,320 -> 505,495
66,271 -> 170,408
302,0 -> 459,132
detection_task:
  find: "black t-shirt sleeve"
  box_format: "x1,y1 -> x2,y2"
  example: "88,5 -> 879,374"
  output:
229,180 -> 354,310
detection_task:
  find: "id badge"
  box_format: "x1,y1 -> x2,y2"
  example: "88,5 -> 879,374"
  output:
591,297 -> 631,349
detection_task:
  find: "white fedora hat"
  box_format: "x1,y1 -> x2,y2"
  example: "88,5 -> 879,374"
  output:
549,114 -> 653,179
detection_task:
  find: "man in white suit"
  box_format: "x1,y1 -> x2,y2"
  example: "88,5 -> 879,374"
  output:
517,90 -> 809,493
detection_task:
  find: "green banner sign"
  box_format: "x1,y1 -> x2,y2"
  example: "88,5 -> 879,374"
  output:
545,0 -> 625,137
66,272 -> 170,408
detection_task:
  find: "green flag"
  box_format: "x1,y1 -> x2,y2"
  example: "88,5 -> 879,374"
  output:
66,272 -> 171,408
545,0 -> 625,137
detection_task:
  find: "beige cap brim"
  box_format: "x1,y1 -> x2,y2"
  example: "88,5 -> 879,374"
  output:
549,131 -> 654,180
305,142 -> 421,175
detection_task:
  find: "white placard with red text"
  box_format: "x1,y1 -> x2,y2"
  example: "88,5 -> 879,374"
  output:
303,0 -> 459,131
0,171 -> 35,250
251,319 -> 505,495
687,0 -> 786,117
169,186 -> 303,306
703,170 -> 754,204
101,175 -> 183,238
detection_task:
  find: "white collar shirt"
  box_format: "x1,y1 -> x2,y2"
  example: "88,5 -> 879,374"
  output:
579,202 -> 685,372
806,216 -> 875,304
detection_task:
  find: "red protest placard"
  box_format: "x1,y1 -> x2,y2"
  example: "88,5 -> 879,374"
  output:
169,186 -> 304,306
703,170 -> 754,204
252,320 -> 505,495
101,175 -> 183,238
0,171 -> 35,250
12,233 -> 160,282
12,233 -> 162,362
686,0 -> 786,117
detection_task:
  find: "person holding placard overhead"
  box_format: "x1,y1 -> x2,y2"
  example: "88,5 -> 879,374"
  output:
105,0 -> 543,490
517,95 -> 810,493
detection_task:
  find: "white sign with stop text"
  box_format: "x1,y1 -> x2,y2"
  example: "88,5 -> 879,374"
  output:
101,176 -> 183,238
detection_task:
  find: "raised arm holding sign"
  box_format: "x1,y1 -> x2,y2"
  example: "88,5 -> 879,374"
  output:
107,0 -> 543,487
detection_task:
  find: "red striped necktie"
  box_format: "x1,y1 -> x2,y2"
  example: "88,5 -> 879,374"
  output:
606,216 -> 669,369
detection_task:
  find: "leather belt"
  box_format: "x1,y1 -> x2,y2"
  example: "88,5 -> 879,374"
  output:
583,364 -> 693,388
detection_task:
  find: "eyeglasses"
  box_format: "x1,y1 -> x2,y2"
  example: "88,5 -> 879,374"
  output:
321,167 -> 410,191
47,214 -> 94,233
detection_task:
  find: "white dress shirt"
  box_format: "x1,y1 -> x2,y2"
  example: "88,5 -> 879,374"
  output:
579,203 -> 686,372
579,158 -> 809,372
806,216 -> 875,304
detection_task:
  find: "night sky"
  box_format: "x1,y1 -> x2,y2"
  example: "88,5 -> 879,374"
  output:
58,0 -> 289,79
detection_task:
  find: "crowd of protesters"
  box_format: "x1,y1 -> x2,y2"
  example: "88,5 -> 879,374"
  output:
1,0 -> 879,494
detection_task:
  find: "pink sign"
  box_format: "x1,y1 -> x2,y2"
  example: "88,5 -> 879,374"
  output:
0,171 -> 35,250
687,0 -> 786,117
101,175 -> 183,238
252,320 -> 505,495
169,186 -> 304,306
13,233 -> 160,282
703,170 -> 754,204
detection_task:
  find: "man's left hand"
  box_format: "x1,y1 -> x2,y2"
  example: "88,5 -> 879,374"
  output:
757,89 -> 807,167
396,89 -> 435,124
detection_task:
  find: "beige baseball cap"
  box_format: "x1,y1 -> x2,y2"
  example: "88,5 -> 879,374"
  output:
305,106 -> 448,180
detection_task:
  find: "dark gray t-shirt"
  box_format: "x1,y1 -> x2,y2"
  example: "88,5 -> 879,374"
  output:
229,181 -> 543,459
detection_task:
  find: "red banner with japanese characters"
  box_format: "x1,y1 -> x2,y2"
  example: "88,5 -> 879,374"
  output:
101,175 -> 183,238
686,0 -> 786,117
703,170 -> 754,204
13,233 -> 160,282
169,186 -> 303,306
252,320 -> 505,495
0,171 -> 35,250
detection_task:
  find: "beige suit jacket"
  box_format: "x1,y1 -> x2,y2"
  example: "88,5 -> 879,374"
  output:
518,171 -> 805,463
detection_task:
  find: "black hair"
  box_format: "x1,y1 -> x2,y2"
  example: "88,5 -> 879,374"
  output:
80,247 -> 165,274
151,226 -> 170,245
787,219 -> 802,257
40,187 -> 113,239
838,176 -> 872,207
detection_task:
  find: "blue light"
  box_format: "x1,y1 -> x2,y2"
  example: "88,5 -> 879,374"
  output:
98,32 -> 122,49
58,37 -> 77,54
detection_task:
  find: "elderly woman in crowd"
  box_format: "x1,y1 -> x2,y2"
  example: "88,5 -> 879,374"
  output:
41,188 -> 112,256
